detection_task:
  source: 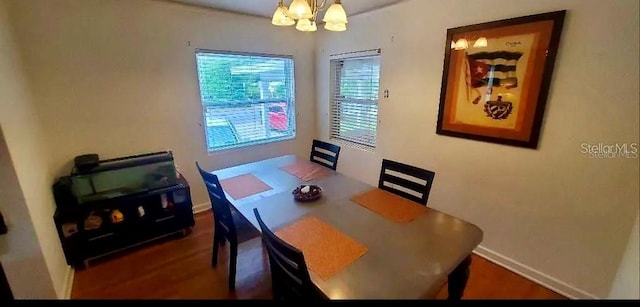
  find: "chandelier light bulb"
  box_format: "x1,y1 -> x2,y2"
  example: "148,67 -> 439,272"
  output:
271,4 -> 295,26
288,0 -> 313,20
323,0 -> 348,24
324,21 -> 347,32
309,20 -> 317,31
296,18 -> 316,32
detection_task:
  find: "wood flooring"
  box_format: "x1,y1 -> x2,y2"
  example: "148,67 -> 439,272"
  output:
71,212 -> 566,300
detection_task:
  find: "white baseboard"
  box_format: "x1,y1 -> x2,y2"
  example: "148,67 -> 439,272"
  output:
473,245 -> 599,299
192,202 -> 211,214
62,265 -> 74,299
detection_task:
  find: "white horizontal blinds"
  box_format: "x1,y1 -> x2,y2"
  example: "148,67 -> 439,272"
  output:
195,51 -> 295,152
330,54 -> 380,147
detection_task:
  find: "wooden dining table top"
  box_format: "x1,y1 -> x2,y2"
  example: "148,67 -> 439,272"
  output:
212,154 -> 484,299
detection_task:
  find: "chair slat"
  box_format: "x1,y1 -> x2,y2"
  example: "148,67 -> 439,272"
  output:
310,139 -> 341,170
381,173 -> 427,195
311,151 -> 335,164
378,159 -> 435,206
382,159 -> 434,181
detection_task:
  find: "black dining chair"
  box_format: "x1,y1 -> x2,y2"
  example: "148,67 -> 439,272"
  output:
195,162 -> 243,290
309,139 -> 341,170
378,159 -> 436,206
253,208 -> 326,300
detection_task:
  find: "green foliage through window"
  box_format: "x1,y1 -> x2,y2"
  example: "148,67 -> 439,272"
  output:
195,51 -> 296,152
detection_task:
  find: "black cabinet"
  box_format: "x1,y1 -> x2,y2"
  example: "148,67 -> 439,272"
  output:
52,152 -> 195,268
54,178 -> 195,268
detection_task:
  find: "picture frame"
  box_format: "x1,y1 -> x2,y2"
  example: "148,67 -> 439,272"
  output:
436,10 -> 566,149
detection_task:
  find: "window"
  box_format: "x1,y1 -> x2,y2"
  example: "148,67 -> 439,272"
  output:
195,50 -> 296,152
330,50 -> 380,148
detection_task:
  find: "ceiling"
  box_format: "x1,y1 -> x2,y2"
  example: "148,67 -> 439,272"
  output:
165,0 -> 407,18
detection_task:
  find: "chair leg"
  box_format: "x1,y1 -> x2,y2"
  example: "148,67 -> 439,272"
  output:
270,269 -> 284,300
219,228 -> 227,246
228,241 -> 238,290
212,231 -> 220,267
448,255 -> 472,300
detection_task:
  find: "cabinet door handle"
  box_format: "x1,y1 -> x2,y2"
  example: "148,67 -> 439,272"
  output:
88,232 -> 115,241
155,215 -> 175,223
151,187 -> 176,195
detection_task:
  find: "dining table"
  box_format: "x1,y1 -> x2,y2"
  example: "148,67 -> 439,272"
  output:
212,154 -> 483,299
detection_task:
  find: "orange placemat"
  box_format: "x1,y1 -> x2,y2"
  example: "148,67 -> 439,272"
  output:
281,160 -> 333,181
350,188 -> 427,223
220,173 -> 272,200
275,216 -> 368,280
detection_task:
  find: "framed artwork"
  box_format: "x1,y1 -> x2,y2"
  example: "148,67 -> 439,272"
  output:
436,10 -> 566,149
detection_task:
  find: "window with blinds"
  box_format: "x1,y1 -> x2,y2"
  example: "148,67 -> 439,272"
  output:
195,50 -> 296,152
330,52 -> 380,148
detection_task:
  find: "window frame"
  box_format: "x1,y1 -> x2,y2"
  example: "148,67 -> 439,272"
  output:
195,49 -> 297,153
329,49 -> 381,150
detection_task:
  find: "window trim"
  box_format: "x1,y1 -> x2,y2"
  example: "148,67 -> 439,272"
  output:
195,48 -> 294,61
329,49 -> 381,149
194,49 -> 297,153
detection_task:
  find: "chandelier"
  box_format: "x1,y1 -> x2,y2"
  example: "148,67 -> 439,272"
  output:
271,0 -> 348,32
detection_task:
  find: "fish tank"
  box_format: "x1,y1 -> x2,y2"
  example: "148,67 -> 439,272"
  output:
70,151 -> 178,204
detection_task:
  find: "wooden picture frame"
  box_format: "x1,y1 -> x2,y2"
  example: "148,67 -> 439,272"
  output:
436,10 -> 566,149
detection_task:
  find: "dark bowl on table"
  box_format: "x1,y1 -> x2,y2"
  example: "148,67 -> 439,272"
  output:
292,185 -> 323,202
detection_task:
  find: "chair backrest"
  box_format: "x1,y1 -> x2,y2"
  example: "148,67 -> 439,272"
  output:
253,208 -> 322,300
196,162 -> 236,239
309,139 -> 341,170
378,159 -> 436,206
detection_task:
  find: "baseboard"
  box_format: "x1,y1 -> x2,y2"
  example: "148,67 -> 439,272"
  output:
192,202 -> 211,214
62,265 -> 74,299
473,245 -> 599,299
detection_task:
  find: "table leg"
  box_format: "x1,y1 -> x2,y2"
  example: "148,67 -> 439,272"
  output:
447,255 -> 472,300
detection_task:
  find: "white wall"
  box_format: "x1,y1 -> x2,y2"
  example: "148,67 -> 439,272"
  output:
4,0 -> 638,299
316,0 -> 639,299
609,210 -> 640,299
0,132 -> 57,299
6,0 -> 317,209
0,0 -> 64,298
